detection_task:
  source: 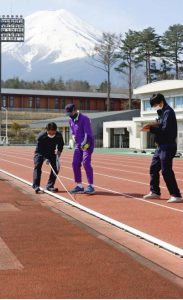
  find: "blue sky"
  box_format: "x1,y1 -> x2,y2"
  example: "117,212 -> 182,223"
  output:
1,0 -> 183,34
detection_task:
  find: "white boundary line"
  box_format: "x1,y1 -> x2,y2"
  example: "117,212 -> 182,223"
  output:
2,150 -> 183,178
0,168 -> 183,258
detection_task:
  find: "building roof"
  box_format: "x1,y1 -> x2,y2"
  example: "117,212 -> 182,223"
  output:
29,110 -> 140,129
2,88 -> 129,99
133,80 -> 183,95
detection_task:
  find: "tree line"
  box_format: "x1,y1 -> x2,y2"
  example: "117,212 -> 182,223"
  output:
90,24 -> 183,110
2,78 -> 91,92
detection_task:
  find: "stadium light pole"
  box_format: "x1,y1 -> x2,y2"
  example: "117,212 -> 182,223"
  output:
0,14 -> 24,145
1,107 -> 8,144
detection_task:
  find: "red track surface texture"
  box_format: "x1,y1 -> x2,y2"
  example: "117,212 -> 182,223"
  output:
0,146 -> 183,298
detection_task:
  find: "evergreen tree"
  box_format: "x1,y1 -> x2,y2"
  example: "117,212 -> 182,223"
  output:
98,81 -> 108,92
137,27 -> 163,83
162,24 -> 183,79
115,30 -> 140,109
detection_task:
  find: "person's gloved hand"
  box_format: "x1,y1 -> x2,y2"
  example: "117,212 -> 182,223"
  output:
55,149 -> 61,157
45,159 -> 50,165
81,143 -> 90,150
72,135 -> 76,142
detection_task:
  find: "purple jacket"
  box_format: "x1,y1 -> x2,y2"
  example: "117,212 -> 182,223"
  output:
69,113 -> 94,146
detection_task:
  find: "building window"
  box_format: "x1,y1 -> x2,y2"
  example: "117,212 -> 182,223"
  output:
110,100 -> 114,111
28,97 -> 33,108
166,97 -> 174,108
86,99 -> 90,110
54,97 -> 59,109
35,97 -> 40,109
143,100 -> 152,111
2,96 -> 6,107
10,96 -> 14,108
79,99 -> 84,110
175,96 -> 183,108
61,98 -> 65,109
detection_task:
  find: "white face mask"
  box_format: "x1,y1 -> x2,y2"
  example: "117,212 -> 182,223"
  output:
47,134 -> 55,138
154,105 -> 162,111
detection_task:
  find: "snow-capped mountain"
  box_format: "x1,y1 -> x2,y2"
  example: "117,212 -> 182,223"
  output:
2,9 -> 110,83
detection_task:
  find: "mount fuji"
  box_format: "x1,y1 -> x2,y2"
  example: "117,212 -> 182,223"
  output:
1,9 -> 122,85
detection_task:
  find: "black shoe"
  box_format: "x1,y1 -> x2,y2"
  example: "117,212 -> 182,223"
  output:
46,187 -> 58,192
35,187 -> 44,194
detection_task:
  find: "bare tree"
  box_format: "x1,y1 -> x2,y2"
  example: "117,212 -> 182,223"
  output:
89,32 -> 120,111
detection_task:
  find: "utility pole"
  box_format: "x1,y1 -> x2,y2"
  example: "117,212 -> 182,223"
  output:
0,21 -> 2,142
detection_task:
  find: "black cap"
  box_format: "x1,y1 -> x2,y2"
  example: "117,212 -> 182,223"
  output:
65,103 -> 76,113
150,93 -> 165,107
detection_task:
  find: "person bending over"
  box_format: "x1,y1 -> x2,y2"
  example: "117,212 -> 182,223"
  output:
32,122 -> 64,193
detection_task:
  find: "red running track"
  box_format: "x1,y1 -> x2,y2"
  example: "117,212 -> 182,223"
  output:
0,146 -> 182,249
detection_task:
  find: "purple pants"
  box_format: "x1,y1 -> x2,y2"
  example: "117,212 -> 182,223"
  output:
72,145 -> 94,185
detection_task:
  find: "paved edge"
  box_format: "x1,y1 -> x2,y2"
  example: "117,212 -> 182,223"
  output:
0,237 -> 23,270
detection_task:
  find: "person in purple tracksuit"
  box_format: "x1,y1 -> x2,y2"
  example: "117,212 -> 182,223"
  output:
65,104 -> 95,194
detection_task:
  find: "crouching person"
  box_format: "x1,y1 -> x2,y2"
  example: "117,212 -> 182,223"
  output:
32,122 -> 64,194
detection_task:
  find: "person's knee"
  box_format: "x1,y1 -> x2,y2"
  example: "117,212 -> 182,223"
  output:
52,166 -> 58,174
83,160 -> 92,169
34,163 -> 42,171
150,165 -> 157,174
72,161 -> 81,169
161,168 -> 172,178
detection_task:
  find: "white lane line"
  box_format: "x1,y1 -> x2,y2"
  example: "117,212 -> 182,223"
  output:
54,152 -> 183,173
0,157 -> 152,186
0,158 -> 183,213
0,237 -> 23,270
0,168 -> 183,258
60,174 -> 183,213
1,154 -> 183,189
2,151 -> 183,174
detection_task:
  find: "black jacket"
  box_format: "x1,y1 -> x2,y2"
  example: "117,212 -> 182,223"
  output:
150,103 -> 177,146
35,131 -> 64,158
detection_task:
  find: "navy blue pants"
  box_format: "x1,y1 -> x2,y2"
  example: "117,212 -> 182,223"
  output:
150,145 -> 181,197
33,153 -> 58,190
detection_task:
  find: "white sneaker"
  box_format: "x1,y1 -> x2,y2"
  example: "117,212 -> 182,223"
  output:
167,196 -> 183,203
143,192 -> 160,199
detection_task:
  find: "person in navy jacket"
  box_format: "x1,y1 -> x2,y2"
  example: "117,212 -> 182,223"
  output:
142,93 -> 182,203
